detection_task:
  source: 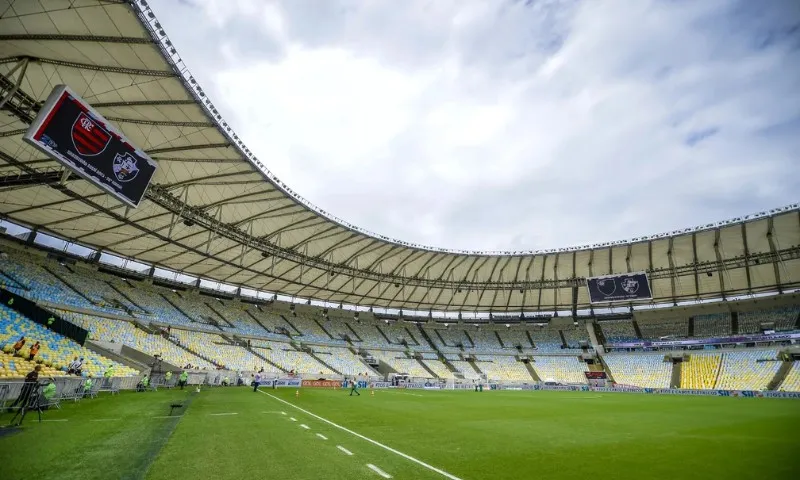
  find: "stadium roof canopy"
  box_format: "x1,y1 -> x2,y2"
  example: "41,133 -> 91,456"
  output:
0,0 -> 798,314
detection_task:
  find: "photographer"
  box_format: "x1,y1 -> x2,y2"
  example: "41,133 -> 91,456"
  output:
6,365 -> 41,412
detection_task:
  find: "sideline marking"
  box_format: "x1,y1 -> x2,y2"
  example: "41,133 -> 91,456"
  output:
262,411 -> 286,415
300,424 -> 310,429
42,419 -> 68,422
316,433 -> 328,440
90,418 -> 120,422
289,417 -> 297,422
367,464 -> 393,478
259,390 -> 463,480
209,412 -> 238,416
337,445 -> 354,456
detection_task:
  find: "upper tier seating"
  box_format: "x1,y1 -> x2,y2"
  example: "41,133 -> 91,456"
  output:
288,314 -> 346,345
495,328 -> 534,350
347,321 -> 391,348
693,313 -> 732,337
449,360 -> 481,380
738,307 -> 799,334
604,353 -> 671,388
528,328 -> 564,352
422,358 -> 454,379
369,350 -> 430,378
561,326 -> 589,349
467,328 -> 505,352
599,320 -> 639,343
474,355 -> 532,382
637,318 -> 689,340
250,339 -> 332,374
0,305 -> 137,378
312,346 -> 373,375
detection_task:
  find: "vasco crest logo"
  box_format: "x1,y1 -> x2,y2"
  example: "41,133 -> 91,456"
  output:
597,279 -> 616,296
621,277 -> 639,294
112,153 -> 140,182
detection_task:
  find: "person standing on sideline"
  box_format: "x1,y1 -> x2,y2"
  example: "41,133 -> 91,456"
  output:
178,370 -> 188,390
6,365 -> 41,412
253,372 -> 261,392
349,377 -> 360,396
165,370 -> 173,387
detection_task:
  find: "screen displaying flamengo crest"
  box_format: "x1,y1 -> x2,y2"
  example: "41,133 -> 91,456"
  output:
23,85 -> 157,208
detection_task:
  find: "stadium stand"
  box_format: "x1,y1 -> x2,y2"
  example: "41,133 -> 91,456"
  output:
464,327 -> 504,352
58,310 -> 215,370
738,307 -> 800,334
637,318 -> 689,340
311,346 -> 373,375
421,358 -> 454,379
449,360 -> 481,380
599,320 -> 639,343
0,305 -> 137,378
715,350 -> 780,391
531,356 -> 587,384
528,327 -> 565,352
561,326 -> 589,349
680,353 -> 722,389
495,327 -> 533,350
779,362 -> 800,392
604,353 -> 671,388
693,313 -> 732,337
348,321 -> 392,348
250,339 -> 330,374
474,355 -> 532,382
369,350 -> 430,377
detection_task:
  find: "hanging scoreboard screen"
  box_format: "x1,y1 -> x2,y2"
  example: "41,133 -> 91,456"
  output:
23,85 -> 157,208
587,272 -> 652,303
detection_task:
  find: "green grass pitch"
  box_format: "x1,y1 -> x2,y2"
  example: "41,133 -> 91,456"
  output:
1,387 -> 797,480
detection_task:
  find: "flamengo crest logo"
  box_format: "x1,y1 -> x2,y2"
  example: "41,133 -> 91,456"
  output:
71,112 -> 111,156
112,152 -> 140,182
621,277 -> 640,294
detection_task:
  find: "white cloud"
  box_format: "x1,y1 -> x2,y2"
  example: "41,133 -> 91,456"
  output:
151,0 -> 800,251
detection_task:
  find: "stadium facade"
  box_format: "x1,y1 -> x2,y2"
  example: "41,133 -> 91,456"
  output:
0,1 -> 797,317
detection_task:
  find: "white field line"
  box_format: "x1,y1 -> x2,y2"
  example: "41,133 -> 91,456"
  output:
90,418 -> 121,422
41,419 -> 68,422
262,411 -> 286,415
367,464 -> 392,478
300,424 -> 310,429
289,417 -> 297,422
316,433 -> 328,440
337,445 -> 354,456
208,412 -> 238,416
259,390 -> 463,480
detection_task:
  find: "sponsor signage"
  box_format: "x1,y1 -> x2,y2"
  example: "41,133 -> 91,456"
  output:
23,85 -> 157,207
301,380 -> 342,388
273,378 -> 302,388
587,272 -> 652,303
610,331 -> 800,348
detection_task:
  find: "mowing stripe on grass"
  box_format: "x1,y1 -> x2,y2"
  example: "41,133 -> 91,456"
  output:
136,391 -> 196,480
259,390 -> 463,480
337,445 -> 354,456
367,464 -> 392,478
316,433 -> 328,440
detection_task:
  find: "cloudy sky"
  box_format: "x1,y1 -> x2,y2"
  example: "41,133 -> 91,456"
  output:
150,0 -> 800,252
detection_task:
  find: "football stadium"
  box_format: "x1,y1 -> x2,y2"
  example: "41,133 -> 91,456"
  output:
0,1 -> 799,479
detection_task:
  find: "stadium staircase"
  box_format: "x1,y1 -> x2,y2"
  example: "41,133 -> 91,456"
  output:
524,330 -> 537,348
412,354 -> 439,379
597,356 -> 616,383
106,281 -> 148,313
416,324 -> 440,351
465,356 -> 484,376
244,309 -> 273,335
557,330 -> 568,348
731,311 -> 739,334
345,323 -> 363,342
85,339 -> 156,373
631,320 -> 643,339
369,324 -> 390,344
245,345 -> 287,373
278,314 -> 304,336
158,293 -> 194,323
670,361 -> 681,388
768,361 -> 793,391
314,318 -> 337,341
164,335 -> 223,369
42,265 -> 97,307
463,330 -> 476,349
0,268 -> 29,291
203,302 -> 236,329
688,317 -> 695,337
591,323 -> 606,345
305,350 -> 342,375
494,331 -> 506,348
520,357 -> 541,381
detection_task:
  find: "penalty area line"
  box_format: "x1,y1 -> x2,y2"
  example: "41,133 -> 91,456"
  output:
367,463 -> 393,478
258,390 -> 463,480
